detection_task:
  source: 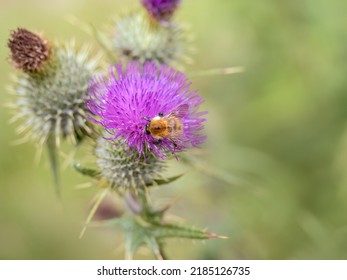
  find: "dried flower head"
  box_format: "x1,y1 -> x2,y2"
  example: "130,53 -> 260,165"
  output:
110,11 -> 191,69
8,28 -> 51,73
141,0 -> 181,22
8,34 -> 100,146
86,62 -> 206,159
95,131 -> 165,191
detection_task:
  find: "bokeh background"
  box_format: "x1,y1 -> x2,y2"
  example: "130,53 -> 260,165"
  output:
1,0 -> 347,259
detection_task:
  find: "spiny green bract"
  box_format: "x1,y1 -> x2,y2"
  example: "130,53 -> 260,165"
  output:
110,11 -> 192,69
9,41 -> 100,146
94,133 -> 166,191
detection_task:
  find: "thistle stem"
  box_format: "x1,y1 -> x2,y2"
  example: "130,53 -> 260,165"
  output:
46,135 -> 61,198
137,188 -> 150,212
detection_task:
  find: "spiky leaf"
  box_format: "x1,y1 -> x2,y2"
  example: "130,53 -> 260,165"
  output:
151,174 -> 184,186
73,162 -> 101,179
97,215 -> 225,259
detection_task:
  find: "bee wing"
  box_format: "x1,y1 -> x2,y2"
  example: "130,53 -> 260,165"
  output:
169,104 -> 189,118
167,132 -> 191,147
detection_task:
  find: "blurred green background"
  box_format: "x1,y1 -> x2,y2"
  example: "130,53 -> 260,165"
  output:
1,0 -> 347,259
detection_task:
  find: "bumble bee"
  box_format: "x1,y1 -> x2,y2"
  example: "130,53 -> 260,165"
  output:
144,104 -> 189,148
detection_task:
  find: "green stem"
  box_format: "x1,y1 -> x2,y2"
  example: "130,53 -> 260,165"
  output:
137,188 -> 150,213
46,135 -> 60,198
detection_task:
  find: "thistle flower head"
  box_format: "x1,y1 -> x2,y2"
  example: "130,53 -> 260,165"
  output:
8,28 -> 100,145
141,0 -> 181,22
86,62 -> 206,159
7,28 -> 51,73
110,11 -> 191,69
95,132 -> 165,191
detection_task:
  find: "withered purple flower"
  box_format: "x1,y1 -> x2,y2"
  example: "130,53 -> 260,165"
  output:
141,0 -> 181,22
7,28 -> 51,73
86,62 -> 206,159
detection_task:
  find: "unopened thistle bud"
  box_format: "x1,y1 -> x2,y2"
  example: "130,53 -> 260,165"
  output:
141,0 -> 181,23
94,132 -> 165,192
110,11 -> 191,69
8,28 -> 100,146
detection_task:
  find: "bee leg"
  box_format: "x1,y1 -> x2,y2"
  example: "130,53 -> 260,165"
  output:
172,141 -> 178,153
170,141 -> 179,160
153,139 -> 162,145
142,117 -> 151,134
145,124 -> 150,134
158,112 -> 164,117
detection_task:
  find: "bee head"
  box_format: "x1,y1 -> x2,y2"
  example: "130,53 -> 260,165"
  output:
142,116 -> 151,134
145,123 -> 150,134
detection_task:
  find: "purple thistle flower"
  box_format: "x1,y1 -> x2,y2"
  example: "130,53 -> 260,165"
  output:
141,0 -> 181,22
86,62 -> 206,159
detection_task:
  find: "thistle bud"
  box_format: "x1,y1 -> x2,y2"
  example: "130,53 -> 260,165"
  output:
110,11 -> 191,69
7,27 -> 101,195
94,132 -> 165,192
8,28 -> 100,146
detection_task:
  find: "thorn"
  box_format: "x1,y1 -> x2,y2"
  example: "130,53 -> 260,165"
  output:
188,66 -> 245,78
207,232 -> 229,239
74,182 -> 93,190
223,66 -> 245,74
155,251 -> 164,260
125,250 -> 133,260
34,143 -> 43,165
11,136 -> 30,146
79,188 -> 109,239
160,196 -> 181,214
